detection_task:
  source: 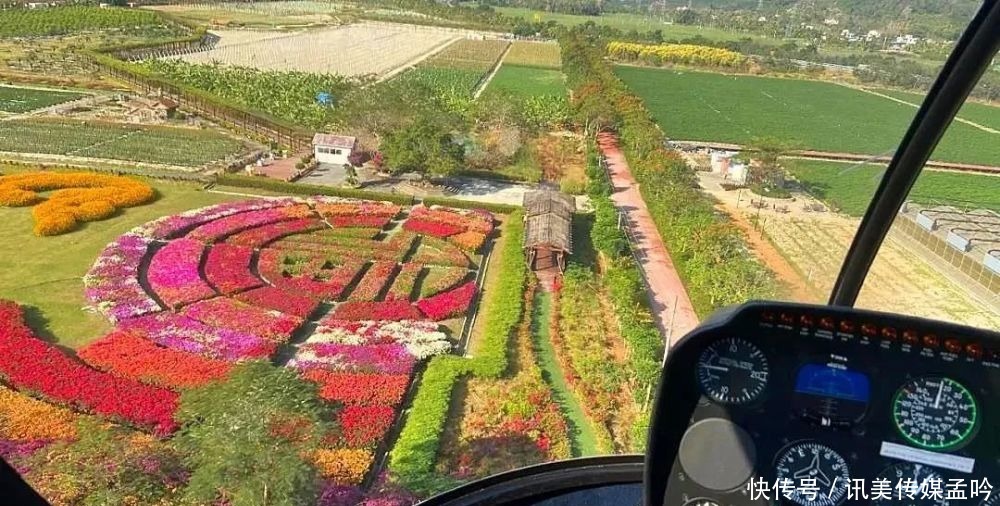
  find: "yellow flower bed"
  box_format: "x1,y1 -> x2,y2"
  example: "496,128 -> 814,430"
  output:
607,41 -> 746,68
0,172 -> 154,236
311,448 -> 373,485
0,387 -> 78,440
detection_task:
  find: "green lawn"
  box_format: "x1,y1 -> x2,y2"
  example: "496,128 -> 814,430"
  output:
870,88 -> 1000,132
0,119 -> 245,167
788,160 -> 1000,216
485,64 -> 565,98
0,176 -> 242,348
616,66 -> 1000,167
494,7 -> 777,44
0,85 -> 84,113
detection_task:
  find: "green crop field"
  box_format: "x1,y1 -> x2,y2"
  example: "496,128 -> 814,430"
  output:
870,88 -> 1000,132
0,86 -> 84,113
788,160 -> 1000,216
616,66 -> 1000,167
486,65 -> 565,98
0,119 -> 245,167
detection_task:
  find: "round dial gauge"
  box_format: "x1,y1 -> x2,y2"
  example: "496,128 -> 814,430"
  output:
696,338 -> 769,404
892,377 -> 978,450
774,443 -> 850,506
872,463 -> 949,506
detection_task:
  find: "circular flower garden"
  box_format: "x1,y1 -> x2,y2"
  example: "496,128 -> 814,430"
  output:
1,195 -> 493,489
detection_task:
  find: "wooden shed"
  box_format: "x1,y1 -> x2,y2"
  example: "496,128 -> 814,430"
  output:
523,190 -> 574,272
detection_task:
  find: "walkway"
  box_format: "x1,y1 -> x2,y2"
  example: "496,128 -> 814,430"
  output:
597,132 -> 699,348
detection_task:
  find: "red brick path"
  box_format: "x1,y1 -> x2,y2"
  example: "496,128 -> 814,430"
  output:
597,132 -> 699,348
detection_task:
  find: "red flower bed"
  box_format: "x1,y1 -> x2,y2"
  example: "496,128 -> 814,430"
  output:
226,218 -> 325,249
347,262 -> 397,302
0,300 -> 178,433
331,300 -> 422,321
204,243 -> 262,295
300,370 -> 408,406
337,405 -> 396,448
233,286 -> 320,319
416,281 -> 477,321
187,205 -> 312,243
327,215 -> 391,229
402,218 -> 463,238
78,330 -> 231,390
182,297 -> 303,343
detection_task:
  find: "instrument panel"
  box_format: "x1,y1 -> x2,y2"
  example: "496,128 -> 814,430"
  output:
647,302 -> 1000,506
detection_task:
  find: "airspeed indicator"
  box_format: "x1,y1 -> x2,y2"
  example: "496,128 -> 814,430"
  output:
892,377 -> 978,451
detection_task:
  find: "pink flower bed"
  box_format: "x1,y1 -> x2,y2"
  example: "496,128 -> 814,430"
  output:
182,298 -> 303,343
147,239 -> 215,309
347,262 -> 397,302
408,205 -> 494,235
226,218 -> 326,249
204,243 -> 262,295
187,205 -> 311,243
0,301 -> 178,434
234,286 -> 320,319
118,312 -> 275,361
331,301 -> 422,321
415,281 -> 477,321
292,343 -> 415,375
84,232 -> 159,323
139,198 -> 301,240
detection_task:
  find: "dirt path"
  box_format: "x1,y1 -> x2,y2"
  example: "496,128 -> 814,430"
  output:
597,132 -> 699,348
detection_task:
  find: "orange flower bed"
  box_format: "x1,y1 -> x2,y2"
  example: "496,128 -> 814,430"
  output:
0,172 -> 154,236
0,387 -> 78,441
448,230 -> 487,252
311,448 -> 373,484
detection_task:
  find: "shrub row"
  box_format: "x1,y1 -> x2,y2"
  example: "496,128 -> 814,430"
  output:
216,174 -> 415,206
389,211 -> 526,494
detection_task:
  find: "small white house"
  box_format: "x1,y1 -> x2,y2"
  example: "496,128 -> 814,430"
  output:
312,133 -> 356,165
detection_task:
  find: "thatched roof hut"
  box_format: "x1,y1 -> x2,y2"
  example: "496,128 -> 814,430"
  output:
523,190 -> 574,271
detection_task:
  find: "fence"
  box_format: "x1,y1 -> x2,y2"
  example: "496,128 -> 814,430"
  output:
894,212 -> 1000,296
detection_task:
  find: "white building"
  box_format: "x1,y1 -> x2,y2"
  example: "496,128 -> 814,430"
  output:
312,133 -> 356,165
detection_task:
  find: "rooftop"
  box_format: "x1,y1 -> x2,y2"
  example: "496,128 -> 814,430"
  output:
312,133 -> 356,149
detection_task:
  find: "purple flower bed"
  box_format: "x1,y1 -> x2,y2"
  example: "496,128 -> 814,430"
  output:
117,312 -> 276,361
84,232 -> 160,323
0,439 -> 51,474
186,205 -> 311,243
147,239 -> 215,310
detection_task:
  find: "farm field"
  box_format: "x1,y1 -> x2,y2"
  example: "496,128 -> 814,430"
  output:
0,5 -> 167,37
868,87 -> 1000,132
147,1 -> 346,27
0,85 -> 84,113
0,119 -> 245,167
616,66 -> 1000,167
492,7 -> 776,43
504,41 -> 562,69
398,38 -> 509,98
166,23 -> 460,77
485,64 -> 565,98
788,160 -> 1000,216
761,214 -> 1000,331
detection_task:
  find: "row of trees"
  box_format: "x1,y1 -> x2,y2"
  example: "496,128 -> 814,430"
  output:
561,29 -> 778,311
606,41 -> 747,68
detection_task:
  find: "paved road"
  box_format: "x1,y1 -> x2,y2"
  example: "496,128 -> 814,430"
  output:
598,132 -> 699,348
